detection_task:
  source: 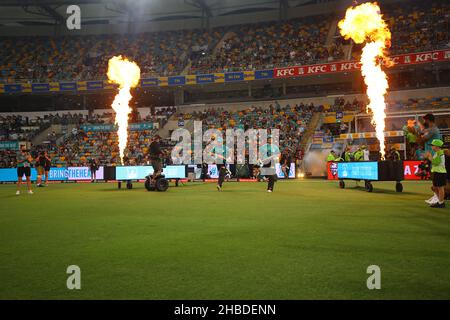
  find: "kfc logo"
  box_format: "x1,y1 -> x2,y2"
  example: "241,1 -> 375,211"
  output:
307,65 -> 327,74
415,53 -> 438,62
340,62 -> 359,71
275,67 -> 297,77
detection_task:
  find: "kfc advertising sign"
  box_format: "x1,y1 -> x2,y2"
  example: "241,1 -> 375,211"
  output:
273,50 -> 449,78
274,67 -> 300,78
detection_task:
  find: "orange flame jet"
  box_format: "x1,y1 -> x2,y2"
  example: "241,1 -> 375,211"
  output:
339,2 -> 392,159
107,55 -> 141,164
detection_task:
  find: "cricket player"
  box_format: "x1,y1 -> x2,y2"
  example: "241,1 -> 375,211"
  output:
259,136 -> 280,193
16,145 -> 33,195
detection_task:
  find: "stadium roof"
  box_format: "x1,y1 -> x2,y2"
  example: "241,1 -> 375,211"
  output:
0,0 -> 321,27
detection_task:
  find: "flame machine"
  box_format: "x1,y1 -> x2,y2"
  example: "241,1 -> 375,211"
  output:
336,160 -> 404,192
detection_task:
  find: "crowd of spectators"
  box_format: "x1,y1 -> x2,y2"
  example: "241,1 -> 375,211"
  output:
2,0 -> 446,84
180,101 -> 317,161
350,1 -> 449,59
2,92 -> 450,168
328,97 -> 365,113
0,150 -> 16,167
190,16 -> 341,74
0,115 -> 47,141
0,29 -> 222,83
0,106 -> 178,168
386,0 -> 449,55
45,128 -> 160,167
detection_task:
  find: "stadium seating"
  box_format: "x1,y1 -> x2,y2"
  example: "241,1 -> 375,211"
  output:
1,93 -> 449,168
387,97 -> 450,112
350,1 -> 449,59
0,101 -> 313,167
48,128 -> 160,167
0,29 -> 223,82
0,114 -> 50,142
181,102 -> 315,161
189,16 -> 339,74
1,0 -> 447,83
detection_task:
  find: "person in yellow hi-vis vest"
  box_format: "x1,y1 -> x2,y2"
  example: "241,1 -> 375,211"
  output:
343,146 -> 353,162
353,146 -> 366,161
424,139 -> 447,208
327,150 -> 337,162
327,150 -> 342,162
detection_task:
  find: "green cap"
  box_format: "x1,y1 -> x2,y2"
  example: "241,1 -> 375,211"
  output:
431,139 -> 444,147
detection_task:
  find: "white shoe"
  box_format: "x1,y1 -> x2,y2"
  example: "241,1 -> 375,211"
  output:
425,195 -> 438,204
16,190 -> 20,195
267,190 -> 272,193
28,190 -> 33,195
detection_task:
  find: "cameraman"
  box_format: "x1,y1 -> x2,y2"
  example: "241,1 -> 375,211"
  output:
149,135 -> 164,182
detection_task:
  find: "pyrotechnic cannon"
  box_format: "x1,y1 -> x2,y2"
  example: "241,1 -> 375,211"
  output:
336,160 -> 404,192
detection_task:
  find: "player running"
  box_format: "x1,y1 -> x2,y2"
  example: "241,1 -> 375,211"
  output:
210,143 -> 231,192
259,136 -> 280,193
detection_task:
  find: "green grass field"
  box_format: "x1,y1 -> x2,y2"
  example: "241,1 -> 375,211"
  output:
0,179 -> 449,300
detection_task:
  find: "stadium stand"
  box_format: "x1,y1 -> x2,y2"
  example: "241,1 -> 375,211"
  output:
189,15 -> 341,74
0,0 -> 447,84
0,29 -> 223,82
0,114 -> 52,142
2,90 -> 450,168
180,101 -> 316,160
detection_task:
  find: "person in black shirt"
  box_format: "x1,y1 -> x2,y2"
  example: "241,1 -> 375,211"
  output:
260,137 -> 279,192
89,158 -> 98,182
149,135 -> 164,182
43,151 -> 51,186
214,152 -> 230,192
35,151 -> 47,187
280,148 -> 292,179
200,162 -> 209,181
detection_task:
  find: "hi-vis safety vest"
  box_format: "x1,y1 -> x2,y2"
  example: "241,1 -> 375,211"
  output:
431,150 -> 447,173
354,150 -> 364,161
344,152 -> 353,162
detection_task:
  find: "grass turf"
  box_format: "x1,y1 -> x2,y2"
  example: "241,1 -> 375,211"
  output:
0,179 -> 449,300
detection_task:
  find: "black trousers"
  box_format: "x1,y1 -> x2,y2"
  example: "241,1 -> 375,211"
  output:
266,174 -> 276,191
218,166 -> 227,187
